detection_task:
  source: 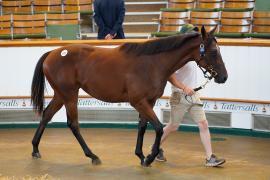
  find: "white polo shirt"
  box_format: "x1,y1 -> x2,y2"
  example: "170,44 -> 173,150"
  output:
172,61 -> 198,92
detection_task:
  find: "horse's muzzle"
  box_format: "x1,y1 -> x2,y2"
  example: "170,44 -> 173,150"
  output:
215,75 -> 228,84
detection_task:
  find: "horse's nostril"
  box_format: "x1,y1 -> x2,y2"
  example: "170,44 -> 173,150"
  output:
217,76 -> 228,83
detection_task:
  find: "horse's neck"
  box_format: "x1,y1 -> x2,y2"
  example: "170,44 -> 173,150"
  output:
159,39 -> 201,78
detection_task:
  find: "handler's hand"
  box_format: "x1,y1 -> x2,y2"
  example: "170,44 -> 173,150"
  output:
105,34 -> 113,40
183,86 -> 195,96
105,33 -> 117,40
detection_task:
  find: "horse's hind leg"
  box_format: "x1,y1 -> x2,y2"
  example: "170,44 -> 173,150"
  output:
32,94 -> 63,158
135,116 -> 147,165
65,99 -> 101,165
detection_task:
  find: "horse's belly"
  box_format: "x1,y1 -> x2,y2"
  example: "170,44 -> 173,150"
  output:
82,86 -> 128,103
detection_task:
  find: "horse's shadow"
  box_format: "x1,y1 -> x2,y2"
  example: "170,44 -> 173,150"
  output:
25,158 -> 224,180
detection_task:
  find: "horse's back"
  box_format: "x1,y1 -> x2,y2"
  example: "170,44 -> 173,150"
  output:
42,44 -> 131,101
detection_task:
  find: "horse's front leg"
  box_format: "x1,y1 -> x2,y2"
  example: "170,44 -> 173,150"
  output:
135,117 -> 147,165
133,99 -> 163,167
143,119 -> 163,166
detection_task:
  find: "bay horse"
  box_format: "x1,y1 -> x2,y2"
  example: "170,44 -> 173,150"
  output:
31,26 -> 227,167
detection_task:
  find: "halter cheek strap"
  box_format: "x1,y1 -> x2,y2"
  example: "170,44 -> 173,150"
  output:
197,43 -> 213,80
194,42 -> 217,91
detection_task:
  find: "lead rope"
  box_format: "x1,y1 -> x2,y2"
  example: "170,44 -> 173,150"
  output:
184,77 -> 212,106
193,73 -> 213,92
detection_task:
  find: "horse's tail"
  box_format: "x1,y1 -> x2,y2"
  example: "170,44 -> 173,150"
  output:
31,51 -> 51,115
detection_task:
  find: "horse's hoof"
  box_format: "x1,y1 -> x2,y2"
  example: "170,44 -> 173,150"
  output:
32,152 -> 41,159
92,158 -> 102,165
140,159 -> 145,166
141,159 -> 151,167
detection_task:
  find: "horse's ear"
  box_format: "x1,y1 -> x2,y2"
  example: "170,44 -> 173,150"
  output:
201,25 -> 207,40
209,25 -> 218,36
193,26 -> 199,32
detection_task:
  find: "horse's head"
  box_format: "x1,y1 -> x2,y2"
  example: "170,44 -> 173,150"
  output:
196,26 -> 228,84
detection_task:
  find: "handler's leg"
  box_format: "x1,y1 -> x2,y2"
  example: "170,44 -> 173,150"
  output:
198,120 -> 212,159
197,119 -> 225,166
156,91 -> 187,162
190,93 -> 225,167
160,122 -> 179,144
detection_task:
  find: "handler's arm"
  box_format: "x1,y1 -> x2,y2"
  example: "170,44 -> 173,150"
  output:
93,1 -> 106,31
110,0 -> 125,36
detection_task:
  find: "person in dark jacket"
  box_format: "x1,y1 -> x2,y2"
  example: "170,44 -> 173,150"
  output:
93,0 -> 125,39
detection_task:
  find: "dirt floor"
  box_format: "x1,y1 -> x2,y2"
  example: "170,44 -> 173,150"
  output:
0,128 -> 270,180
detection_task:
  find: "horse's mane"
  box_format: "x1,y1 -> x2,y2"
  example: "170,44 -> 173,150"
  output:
119,32 -> 200,55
